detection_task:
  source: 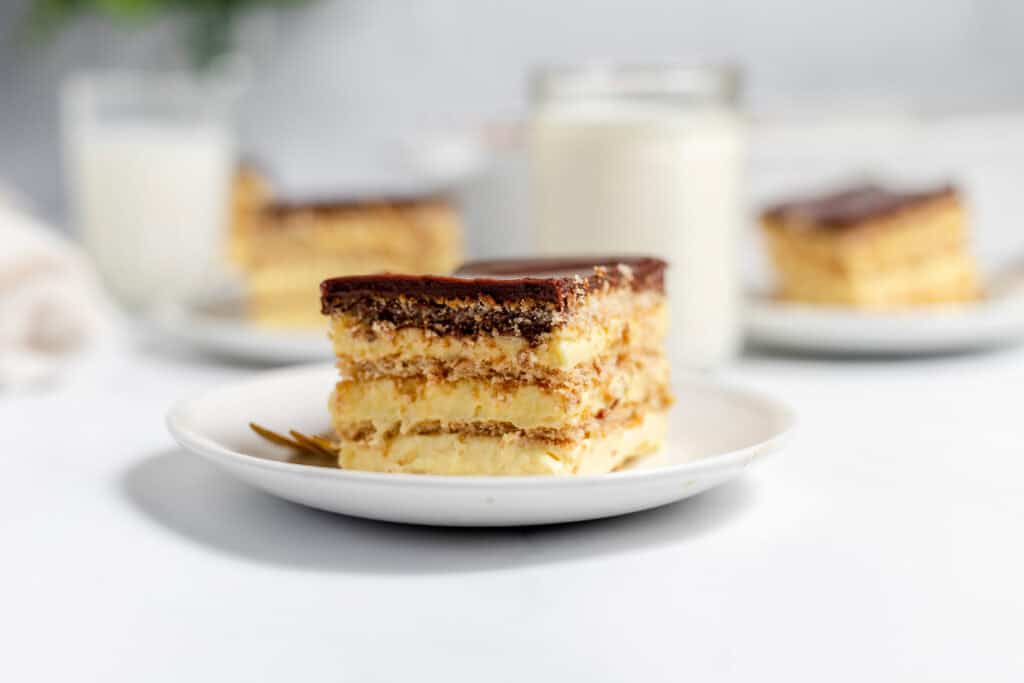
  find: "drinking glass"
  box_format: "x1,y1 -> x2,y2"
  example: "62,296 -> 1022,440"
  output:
62,69 -> 241,310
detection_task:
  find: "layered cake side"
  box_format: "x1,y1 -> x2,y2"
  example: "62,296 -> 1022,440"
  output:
320,257 -> 672,475
760,184 -> 980,308
235,194 -> 463,328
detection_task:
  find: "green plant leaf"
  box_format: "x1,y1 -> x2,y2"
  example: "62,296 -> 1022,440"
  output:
27,0 -> 313,69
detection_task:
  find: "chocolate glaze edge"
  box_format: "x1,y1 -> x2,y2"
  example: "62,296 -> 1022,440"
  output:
264,193 -> 453,218
321,256 -> 667,313
762,183 -> 958,228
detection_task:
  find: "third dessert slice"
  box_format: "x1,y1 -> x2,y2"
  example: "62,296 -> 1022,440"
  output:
760,183 -> 980,308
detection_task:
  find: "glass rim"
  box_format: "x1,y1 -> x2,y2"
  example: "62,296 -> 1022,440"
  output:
530,61 -> 742,103
60,67 -> 248,124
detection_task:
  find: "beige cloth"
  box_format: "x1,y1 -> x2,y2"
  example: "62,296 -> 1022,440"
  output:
0,190 -> 111,389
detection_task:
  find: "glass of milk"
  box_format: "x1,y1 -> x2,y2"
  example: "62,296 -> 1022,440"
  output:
62,70 -> 239,311
529,63 -> 745,368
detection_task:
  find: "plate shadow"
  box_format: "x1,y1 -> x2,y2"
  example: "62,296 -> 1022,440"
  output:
121,449 -> 757,575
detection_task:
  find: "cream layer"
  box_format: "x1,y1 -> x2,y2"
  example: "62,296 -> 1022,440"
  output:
335,410 -> 668,475
328,356 -> 670,435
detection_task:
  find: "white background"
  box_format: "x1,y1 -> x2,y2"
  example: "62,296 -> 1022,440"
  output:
3,329 -> 1023,681
6,0 -> 1024,218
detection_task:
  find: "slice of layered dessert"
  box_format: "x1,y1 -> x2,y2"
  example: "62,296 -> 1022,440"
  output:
235,194 -> 462,328
760,183 -> 980,308
320,257 -> 672,475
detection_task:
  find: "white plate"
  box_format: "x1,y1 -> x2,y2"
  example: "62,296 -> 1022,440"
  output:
166,365 -> 795,527
165,366 -> 790,528
745,288 -> 1024,355
147,292 -> 332,365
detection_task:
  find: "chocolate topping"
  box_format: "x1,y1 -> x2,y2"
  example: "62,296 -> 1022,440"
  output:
763,184 -> 957,228
264,192 -> 450,218
322,256 -> 665,309
320,256 -> 666,341
456,256 -> 666,291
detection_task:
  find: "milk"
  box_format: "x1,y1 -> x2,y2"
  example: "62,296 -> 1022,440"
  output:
65,123 -> 234,309
530,102 -> 744,367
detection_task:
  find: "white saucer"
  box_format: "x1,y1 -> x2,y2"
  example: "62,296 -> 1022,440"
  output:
147,292 -> 331,365
745,287 -> 1024,355
166,365 -> 795,527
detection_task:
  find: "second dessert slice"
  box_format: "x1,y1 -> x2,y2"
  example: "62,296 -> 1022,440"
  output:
234,191 -> 463,328
320,257 -> 672,475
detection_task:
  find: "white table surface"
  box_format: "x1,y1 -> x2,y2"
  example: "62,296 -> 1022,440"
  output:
3,329 -> 1023,682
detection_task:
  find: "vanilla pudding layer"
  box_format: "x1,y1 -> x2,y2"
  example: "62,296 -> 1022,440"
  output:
335,410 -> 668,475
329,355 -> 670,436
332,396 -> 671,445
328,290 -> 667,378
